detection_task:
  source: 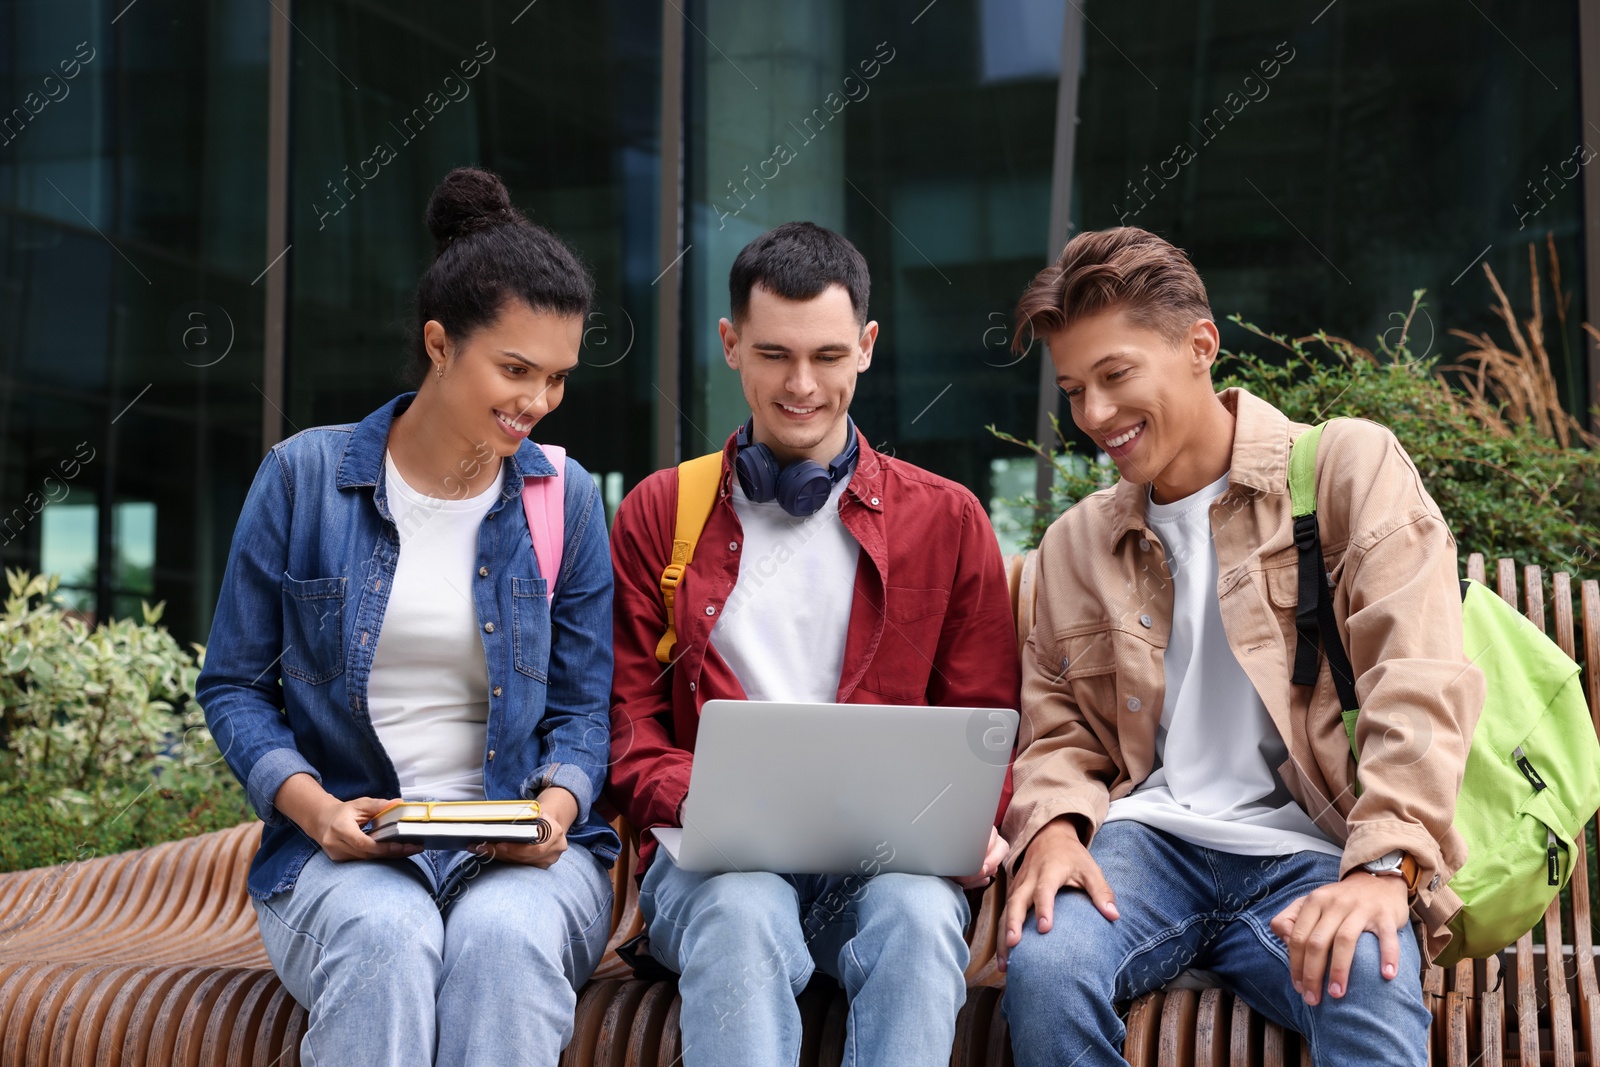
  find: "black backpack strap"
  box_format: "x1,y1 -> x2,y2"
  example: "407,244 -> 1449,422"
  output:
1291,512 -> 1324,687
1291,507 -> 1361,712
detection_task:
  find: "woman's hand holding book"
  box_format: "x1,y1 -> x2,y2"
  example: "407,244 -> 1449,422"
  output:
469,786 -> 578,869
275,772 -> 425,862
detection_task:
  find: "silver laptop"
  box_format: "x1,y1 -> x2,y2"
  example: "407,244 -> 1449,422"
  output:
651,700 -> 1017,876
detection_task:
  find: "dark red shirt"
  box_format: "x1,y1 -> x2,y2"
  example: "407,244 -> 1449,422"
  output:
606,427 -> 1022,866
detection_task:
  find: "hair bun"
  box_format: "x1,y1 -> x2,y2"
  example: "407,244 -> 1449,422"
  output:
426,167 -> 517,254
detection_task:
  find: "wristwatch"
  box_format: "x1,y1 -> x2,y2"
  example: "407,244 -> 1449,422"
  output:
1361,849 -> 1420,893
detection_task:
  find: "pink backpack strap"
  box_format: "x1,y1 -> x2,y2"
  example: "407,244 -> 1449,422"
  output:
521,444 -> 566,602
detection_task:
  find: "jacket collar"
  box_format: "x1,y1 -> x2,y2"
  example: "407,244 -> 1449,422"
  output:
337,392 -> 558,492
715,419 -> 886,513
1107,386 -> 1292,550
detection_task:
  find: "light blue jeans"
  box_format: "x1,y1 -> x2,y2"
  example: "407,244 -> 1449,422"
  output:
1002,820 -> 1430,1066
253,845 -> 613,1067
640,851 -> 971,1067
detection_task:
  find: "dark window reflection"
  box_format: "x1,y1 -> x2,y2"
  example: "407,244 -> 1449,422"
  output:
284,1 -> 662,520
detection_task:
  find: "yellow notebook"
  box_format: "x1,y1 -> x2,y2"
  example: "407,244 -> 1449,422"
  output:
366,799 -> 551,846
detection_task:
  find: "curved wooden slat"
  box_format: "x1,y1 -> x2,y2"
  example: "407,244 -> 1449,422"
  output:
1192,988 -> 1228,1067
563,979 -> 623,1067
1229,996 -> 1260,1067
622,979 -> 676,1067
1157,987 -> 1198,1067
1124,991 -> 1165,1066
657,993 -> 683,1067
592,979 -> 653,1067
248,981 -> 299,1067
1261,1019 -> 1289,1067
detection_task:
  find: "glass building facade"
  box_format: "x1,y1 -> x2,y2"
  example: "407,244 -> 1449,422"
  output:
1,0 -> 1594,651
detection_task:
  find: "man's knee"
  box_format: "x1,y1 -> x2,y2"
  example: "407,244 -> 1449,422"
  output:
1004,891 -> 1123,999
849,873 -> 968,959
1333,930 -> 1424,1004
669,873 -> 804,962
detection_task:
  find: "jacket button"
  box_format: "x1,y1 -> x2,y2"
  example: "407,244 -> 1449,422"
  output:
729,541 -> 739,551
479,566 -> 489,577
492,686 -> 502,697
870,497 -> 880,506
484,622 -> 495,633
1059,656 -> 1070,672
1139,538 -> 1151,551
1139,614 -> 1153,628
1126,696 -> 1142,712
705,605 -> 716,616
487,749 -> 496,760
688,681 -> 696,691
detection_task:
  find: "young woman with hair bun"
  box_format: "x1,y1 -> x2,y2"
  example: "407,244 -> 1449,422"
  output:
198,166 -> 617,1066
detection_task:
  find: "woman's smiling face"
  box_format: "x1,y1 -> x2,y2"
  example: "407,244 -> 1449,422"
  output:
424,300 -> 583,459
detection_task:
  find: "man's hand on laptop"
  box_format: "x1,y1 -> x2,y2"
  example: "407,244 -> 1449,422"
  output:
998,816 -> 1119,973
1270,870 -> 1409,1006
951,827 -> 1009,891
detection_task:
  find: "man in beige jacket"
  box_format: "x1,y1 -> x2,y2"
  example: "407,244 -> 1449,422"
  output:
997,227 -> 1484,1066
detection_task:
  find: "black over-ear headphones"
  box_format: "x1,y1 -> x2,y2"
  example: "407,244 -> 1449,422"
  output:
733,417 -> 860,517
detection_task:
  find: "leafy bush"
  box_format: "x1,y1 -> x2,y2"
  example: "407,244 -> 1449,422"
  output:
991,256 -> 1600,580
0,775 -> 252,873
0,570 -> 250,871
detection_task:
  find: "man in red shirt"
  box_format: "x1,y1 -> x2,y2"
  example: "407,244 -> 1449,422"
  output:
607,222 -> 1021,1067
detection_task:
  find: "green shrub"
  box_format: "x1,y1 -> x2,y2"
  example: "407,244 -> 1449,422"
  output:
0,570 -> 251,872
991,289 -> 1600,580
0,775 -> 252,873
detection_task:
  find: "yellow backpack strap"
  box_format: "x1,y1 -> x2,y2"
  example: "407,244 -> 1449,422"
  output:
655,451 -> 724,663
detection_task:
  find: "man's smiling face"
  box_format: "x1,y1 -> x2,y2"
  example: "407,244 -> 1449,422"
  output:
1047,308 -> 1219,491
720,282 -> 877,465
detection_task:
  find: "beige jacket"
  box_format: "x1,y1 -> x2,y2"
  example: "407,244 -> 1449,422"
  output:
1002,387 -> 1486,962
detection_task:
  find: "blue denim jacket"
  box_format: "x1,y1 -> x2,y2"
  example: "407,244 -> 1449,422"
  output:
198,393 -> 620,899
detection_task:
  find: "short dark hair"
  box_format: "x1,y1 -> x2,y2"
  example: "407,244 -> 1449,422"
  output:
409,167 -> 594,385
728,222 -> 870,327
1012,227 -> 1211,352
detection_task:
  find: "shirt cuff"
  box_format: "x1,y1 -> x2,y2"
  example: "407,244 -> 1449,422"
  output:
523,762 -> 594,824
246,747 -> 322,826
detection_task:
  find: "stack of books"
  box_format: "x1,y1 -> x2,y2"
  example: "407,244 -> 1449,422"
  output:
365,799 -> 552,849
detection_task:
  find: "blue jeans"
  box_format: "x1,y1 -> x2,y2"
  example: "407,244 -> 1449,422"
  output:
640,852 -> 971,1067
253,845 -> 613,1067
1002,821 -> 1429,1067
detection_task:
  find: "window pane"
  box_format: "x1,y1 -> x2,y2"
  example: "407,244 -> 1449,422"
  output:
683,0 -> 1060,505
1071,1 -> 1588,417
284,1 -> 662,491
0,0 -> 268,647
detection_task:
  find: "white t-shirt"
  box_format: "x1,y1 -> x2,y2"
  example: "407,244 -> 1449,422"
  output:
367,450 -> 502,801
1102,471 -> 1341,857
708,475 -> 860,703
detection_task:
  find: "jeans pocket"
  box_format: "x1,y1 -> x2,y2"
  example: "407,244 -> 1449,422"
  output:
281,574 -> 345,684
512,576 -> 551,681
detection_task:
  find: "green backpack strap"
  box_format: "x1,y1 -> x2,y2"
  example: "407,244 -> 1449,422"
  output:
1287,422 -> 1325,519
1287,421 -> 1362,759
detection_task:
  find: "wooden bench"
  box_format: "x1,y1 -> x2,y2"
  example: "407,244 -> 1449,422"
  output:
1,551 -> 1594,1066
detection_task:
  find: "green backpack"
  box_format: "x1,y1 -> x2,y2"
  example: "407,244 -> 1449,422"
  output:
1288,420 -> 1600,968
